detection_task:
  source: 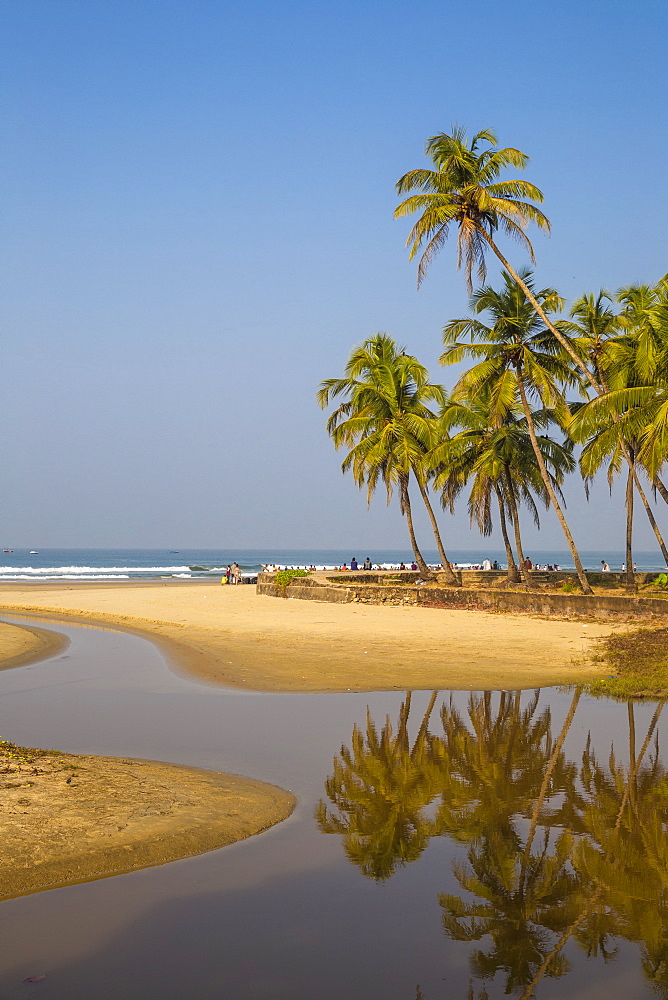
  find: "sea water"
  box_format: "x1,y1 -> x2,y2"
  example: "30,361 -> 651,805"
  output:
0,547 -> 665,581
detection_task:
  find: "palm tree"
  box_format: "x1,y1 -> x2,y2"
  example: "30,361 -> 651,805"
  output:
395,126 -> 549,297
568,281 -> 668,569
395,128 -> 668,539
441,270 -> 593,594
433,395 -> 574,586
317,334 -> 460,583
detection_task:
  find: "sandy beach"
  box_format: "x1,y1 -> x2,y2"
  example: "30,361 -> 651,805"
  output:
0,582 -> 623,900
0,740 -> 295,901
0,580 -> 619,691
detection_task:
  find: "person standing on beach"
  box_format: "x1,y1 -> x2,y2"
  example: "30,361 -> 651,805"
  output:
231,562 -> 241,584
224,565 -> 231,584
601,560 -> 610,572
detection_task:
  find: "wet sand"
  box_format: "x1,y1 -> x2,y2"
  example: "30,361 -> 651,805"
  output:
0,613 -> 296,899
0,620 -> 68,671
0,580 -> 619,690
0,739 -> 295,901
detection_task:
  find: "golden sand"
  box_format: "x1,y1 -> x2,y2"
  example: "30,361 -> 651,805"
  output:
0,580 -> 618,691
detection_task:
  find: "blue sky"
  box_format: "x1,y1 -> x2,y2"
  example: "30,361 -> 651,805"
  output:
2,0 -> 667,551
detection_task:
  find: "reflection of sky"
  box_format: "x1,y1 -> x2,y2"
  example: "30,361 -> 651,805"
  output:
0,618 -> 663,999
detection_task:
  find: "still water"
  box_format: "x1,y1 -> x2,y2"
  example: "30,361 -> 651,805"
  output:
0,617 -> 665,999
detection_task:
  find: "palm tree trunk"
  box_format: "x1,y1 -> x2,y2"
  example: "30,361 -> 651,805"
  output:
520,688 -> 581,891
400,474 -> 431,576
653,474 -> 668,506
483,230 -> 668,565
625,461 -> 635,591
495,483 -> 519,582
634,470 -> 668,566
516,375 -> 593,594
632,470 -> 668,561
414,475 -> 460,585
504,465 -> 534,588
483,233 -> 602,394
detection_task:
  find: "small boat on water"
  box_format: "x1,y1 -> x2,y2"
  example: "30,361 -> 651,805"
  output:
29,550 -> 39,554
3,549 -> 13,553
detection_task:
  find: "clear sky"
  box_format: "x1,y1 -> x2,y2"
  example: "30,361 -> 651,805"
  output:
2,0 -> 667,551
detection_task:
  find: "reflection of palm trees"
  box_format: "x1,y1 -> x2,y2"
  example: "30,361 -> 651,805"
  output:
321,690 -> 668,998
437,690 -> 583,994
316,692 -> 440,880
433,690 -> 578,846
515,700 -> 666,1000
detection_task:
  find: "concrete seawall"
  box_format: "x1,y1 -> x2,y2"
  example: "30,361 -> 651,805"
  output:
257,572 -> 668,621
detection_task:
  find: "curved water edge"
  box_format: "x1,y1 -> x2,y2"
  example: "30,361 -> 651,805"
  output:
0,614 -> 667,999
0,620 -> 69,672
0,616 -> 295,900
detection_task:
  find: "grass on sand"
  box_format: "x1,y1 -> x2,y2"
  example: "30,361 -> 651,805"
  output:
587,626 -> 668,699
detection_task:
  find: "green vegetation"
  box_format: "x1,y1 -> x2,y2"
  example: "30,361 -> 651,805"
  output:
318,125 -> 668,601
586,627 -> 668,699
274,568 -> 310,596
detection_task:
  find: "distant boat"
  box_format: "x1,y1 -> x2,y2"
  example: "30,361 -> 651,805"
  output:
3,549 -> 13,553
169,550 -> 179,553
29,550 -> 39,554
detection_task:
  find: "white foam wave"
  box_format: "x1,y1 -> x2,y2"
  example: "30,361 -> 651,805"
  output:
0,565 -> 191,575
0,574 -> 132,581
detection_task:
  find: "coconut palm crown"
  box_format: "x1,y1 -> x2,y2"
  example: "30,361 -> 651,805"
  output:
395,126 -> 550,291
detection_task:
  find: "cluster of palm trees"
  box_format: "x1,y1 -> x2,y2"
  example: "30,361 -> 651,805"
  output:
317,691 -> 668,997
318,127 -> 668,594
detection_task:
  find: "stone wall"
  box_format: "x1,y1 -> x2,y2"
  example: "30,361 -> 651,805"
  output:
257,573 -> 668,620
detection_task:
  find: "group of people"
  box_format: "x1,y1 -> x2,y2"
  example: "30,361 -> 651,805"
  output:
223,562 -> 242,584
339,557 -> 373,571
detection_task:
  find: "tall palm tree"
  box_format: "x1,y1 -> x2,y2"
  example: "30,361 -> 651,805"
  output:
569,280 -> 668,568
395,127 -> 668,531
317,334 -> 459,583
441,270 -> 593,594
433,396 -> 574,586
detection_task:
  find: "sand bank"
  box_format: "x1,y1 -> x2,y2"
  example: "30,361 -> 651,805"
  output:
0,581 -> 620,691
0,620 -> 68,671
0,740 -> 295,900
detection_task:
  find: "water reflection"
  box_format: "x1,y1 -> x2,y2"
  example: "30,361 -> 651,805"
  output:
319,691 -> 668,998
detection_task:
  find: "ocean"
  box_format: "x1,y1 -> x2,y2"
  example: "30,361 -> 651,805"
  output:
0,547 -> 665,581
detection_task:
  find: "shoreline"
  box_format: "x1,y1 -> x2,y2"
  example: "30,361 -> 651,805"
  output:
0,741 -> 295,901
0,579 -> 621,691
0,619 -> 69,671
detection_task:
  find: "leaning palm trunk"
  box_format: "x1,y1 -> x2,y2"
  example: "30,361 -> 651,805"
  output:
633,470 -> 668,566
414,475 -> 460,585
400,474 -> 431,577
625,462 -> 635,591
653,475 -> 668,506
516,376 -> 593,594
484,231 -> 668,566
495,483 -> 519,582
504,466 -> 533,588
